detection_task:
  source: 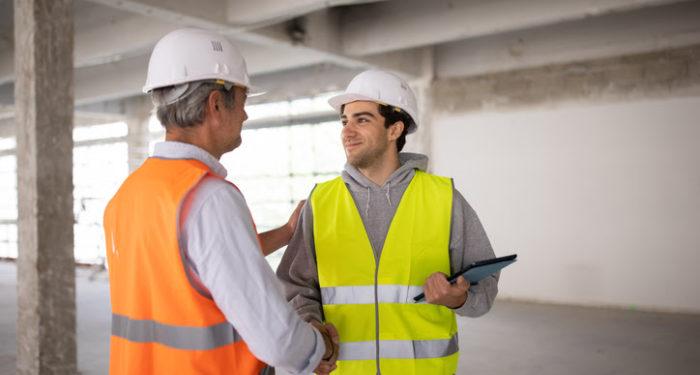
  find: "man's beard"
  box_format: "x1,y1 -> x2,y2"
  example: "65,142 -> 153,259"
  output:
347,143 -> 387,169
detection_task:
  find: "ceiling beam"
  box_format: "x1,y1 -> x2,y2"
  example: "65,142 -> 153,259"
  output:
4,1 -> 698,107
340,0 -> 689,56
1,0 -> 422,86
435,0 -> 700,78
69,40 -> 331,106
79,0 -> 420,76
248,63 -> 362,104
82,0 -> 387,29
0,15 -> 179,84
225,0 -> 388,27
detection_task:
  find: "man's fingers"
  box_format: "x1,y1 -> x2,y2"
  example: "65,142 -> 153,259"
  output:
423,277 -> 436,302
424,273 -> 444,303
422,272 -> 469,308
294,199 -> 306,213
432,273 -> 451,295
316,363 -> 331,374
454,275 -> 469,292
325,322 -> 339,343
322,322 -> 340,363
287,199 -> 307,234
429,273 -> 443,289
316,360 -> 337,374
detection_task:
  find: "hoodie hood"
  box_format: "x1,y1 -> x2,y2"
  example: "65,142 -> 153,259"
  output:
341,152 -> 429,219
342,152 -> 428,189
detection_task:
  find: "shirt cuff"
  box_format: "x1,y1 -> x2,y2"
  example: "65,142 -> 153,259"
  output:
293,325 -> 326,375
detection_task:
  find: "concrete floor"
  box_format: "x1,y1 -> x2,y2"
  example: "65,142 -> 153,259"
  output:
1,260 -> 699,374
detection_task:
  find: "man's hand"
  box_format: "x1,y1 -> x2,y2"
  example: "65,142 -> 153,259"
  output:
285,200 -> 306,238
423,272 -> 470,309
258,200 -> 306,256
310,320 -> 339,375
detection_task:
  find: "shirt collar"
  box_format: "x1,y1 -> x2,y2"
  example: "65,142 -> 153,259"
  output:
152,141 -> 228,178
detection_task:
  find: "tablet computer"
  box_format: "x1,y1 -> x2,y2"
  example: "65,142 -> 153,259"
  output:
413,254 -> 517,302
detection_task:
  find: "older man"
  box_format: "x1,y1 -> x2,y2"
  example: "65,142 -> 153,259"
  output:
104,29 -> 337,374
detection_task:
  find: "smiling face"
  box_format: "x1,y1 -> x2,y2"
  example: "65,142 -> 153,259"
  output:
341,101 -> 399,169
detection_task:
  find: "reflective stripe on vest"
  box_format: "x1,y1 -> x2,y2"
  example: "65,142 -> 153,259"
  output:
112,313 -> 242,351
338,334 -> 459,361
321,285 -> 424,305
312,171 -> 458,375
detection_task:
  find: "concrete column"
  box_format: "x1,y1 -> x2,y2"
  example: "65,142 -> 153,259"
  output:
405,47 -> 435,165
125,96 -> 152,173
14,1 -> 76,374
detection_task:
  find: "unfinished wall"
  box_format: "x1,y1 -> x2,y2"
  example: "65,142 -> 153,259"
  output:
430,45 -> 700,313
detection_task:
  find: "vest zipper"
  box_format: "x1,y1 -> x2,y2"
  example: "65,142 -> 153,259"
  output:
374,261 -> 381,375
366,185 -> 382,374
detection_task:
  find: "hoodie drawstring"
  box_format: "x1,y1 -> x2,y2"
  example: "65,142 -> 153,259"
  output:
365,186 -> 371,217
364,182 -> 394,217
385,182 -> 392,207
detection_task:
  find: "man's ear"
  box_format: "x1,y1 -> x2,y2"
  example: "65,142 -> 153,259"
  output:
388,121 -> 405,141
207,90 -> 222,117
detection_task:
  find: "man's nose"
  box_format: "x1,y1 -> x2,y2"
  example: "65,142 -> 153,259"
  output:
342,122 -> 356,137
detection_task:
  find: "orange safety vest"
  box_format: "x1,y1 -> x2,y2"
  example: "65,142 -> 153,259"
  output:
103,157 -> 267,374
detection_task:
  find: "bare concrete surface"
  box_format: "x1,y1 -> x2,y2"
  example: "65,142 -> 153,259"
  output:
1,260 -> 699,374
434,44 -> 700,114
1,261 -> 107,375
14,0 -> 76,372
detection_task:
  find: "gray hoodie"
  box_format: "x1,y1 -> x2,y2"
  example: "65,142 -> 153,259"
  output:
276,152 -> 499,323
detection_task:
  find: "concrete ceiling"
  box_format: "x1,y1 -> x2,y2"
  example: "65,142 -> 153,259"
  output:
0,0 -> 699,119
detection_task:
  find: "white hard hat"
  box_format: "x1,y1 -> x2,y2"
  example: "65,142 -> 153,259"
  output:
328,70 -> 418,134
143,28 -> 260,94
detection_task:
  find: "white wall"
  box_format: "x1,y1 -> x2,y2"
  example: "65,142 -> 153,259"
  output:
432,97 -> 700,313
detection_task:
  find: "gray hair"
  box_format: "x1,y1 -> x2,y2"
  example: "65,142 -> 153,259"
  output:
152,81 -> 236,128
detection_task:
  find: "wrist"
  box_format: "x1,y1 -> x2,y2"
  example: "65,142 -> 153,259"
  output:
310,320 -> 333,360
284,221 -> 294,240
447,292 -> 468,309
320,331 -> 333,360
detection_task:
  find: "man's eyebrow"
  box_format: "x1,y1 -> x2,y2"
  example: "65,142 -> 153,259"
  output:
350,112 -> 376,118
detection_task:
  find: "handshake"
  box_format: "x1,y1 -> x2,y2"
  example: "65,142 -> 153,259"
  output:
309,320 -> 340,374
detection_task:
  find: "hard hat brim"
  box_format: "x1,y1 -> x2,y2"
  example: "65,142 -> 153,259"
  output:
328,93 -> 418,134
246,84 -> 266,97
143,79 -> 265,98
328,93 -> 379,113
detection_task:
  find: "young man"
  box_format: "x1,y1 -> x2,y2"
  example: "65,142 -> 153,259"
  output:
103,29 -> 337,374
277,70 -> 499,374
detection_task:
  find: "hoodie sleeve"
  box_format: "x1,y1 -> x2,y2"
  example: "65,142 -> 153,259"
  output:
449,188 -> 499,317
276,200 -> 325,323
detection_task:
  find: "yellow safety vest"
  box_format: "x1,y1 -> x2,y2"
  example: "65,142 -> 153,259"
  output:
312,170 -> 458,375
